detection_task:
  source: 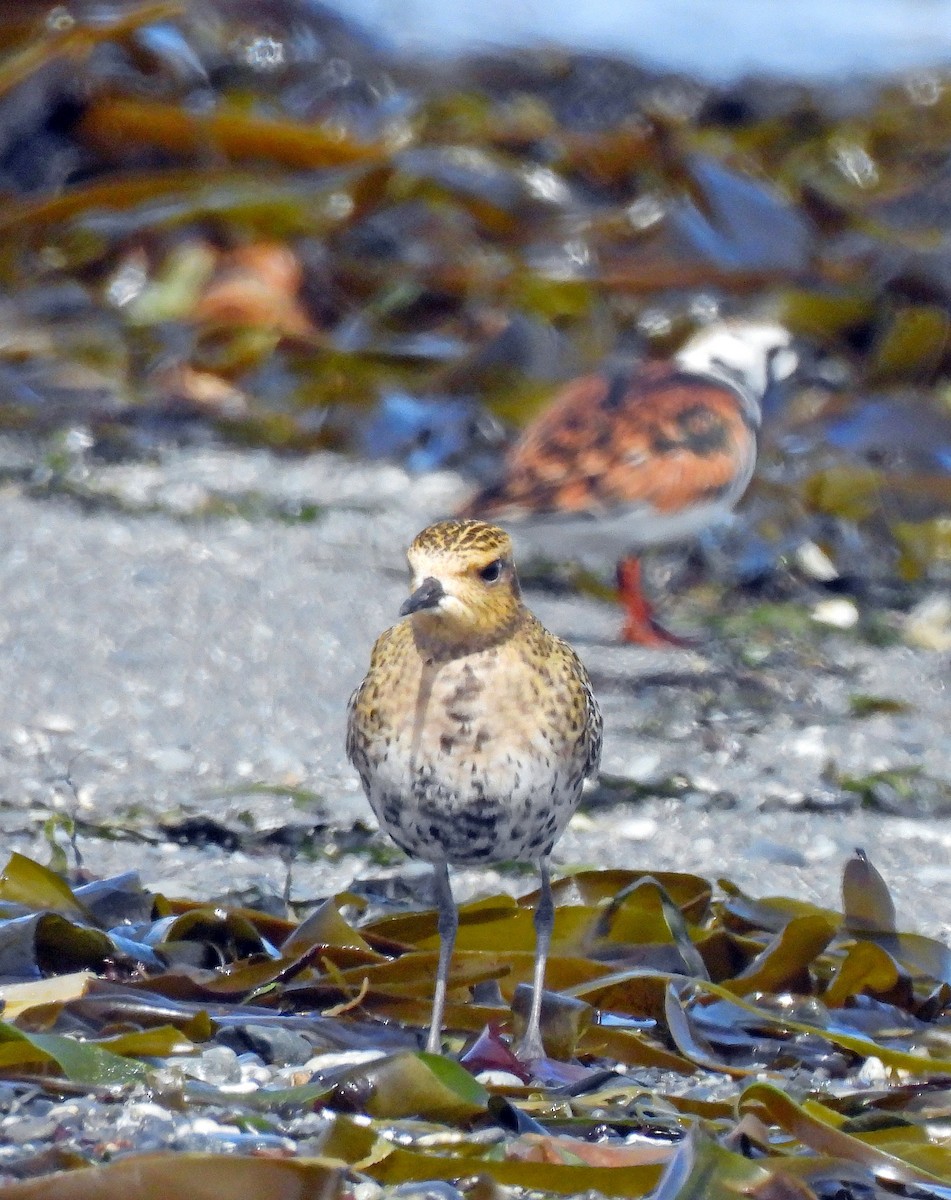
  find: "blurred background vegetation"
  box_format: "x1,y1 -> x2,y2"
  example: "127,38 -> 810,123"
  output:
0,0 -> 949,598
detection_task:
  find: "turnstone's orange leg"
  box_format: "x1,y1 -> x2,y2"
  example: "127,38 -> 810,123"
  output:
426,860 -> 458,1055
616,556 -> 691,647
515,857 -> 553,1061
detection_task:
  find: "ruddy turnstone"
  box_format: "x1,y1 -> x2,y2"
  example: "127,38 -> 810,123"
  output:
460,321 -> 797,645
346,518 -> 602,1059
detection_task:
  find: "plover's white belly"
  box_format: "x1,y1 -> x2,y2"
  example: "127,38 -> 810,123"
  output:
364,745 -> 581,865
354,655 -> 589,865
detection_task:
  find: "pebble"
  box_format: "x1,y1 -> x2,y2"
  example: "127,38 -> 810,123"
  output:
617,816 -> 660,840
303,1050 -> 387,1074
174,1046 -> 243,1086
216,1023 -> 316,1066
33,712 -> 76,734
620,752 -> 663,782
811,597 -> 859,628
795,541 -> 839,582
856,1056 -> 888,1086
149,747 -> 195,773
748,838 -> 809,867
474,1070 -> 527,1087
805,834 -> 840,861
351,1184 -> 384,1200
0,1114 -> 58,1143
391,1183 -> 466,1200
904,593 -> 951,651
790,727 -> 827,758
113,1102 -> 177,1147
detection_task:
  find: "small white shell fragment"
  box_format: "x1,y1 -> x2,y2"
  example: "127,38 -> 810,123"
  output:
475,1070 -> 528,1087
34,712 -> 76,733
617,817 -> 660,840
795,540 -> 839,582
811,597 -> 859,628
904,593 -> 951,651
857,1056 -> 888,1086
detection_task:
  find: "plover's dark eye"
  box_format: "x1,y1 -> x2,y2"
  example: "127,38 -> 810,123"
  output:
479,558 -> 503,583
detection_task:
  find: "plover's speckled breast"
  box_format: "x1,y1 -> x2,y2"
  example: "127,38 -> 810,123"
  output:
347,609 -> 600,865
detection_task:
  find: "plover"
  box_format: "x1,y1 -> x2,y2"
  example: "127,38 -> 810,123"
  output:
347,518 -> 602,1059
460,321 -> 797,645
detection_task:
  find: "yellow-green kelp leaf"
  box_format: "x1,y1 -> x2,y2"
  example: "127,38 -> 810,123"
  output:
0,1021 -> 149,1084
329,1050 -> 488,1122
0,853 -> 87,916
0,1152 -> 345,1200
722,914 -> 838,996
741,1083 -> 951,1189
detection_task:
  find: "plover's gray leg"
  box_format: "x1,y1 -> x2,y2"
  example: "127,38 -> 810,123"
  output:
426,859 -> 458,1055
517,856 -> 553,1061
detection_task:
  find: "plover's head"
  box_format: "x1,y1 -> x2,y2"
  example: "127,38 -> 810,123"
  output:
401,519 -> 522,641
675,320 -> 797,419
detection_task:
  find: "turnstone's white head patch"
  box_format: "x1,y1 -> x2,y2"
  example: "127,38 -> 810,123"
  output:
675,320 -> 797,414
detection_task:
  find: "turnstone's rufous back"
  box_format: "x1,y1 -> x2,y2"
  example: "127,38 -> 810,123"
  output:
346,518 -> 602,1059
460,321 -> 797,645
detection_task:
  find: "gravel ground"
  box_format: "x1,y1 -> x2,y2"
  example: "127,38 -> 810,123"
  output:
0,437 -> 949,935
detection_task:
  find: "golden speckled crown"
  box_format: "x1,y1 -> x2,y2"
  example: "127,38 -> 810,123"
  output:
410,519 -> 513,560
